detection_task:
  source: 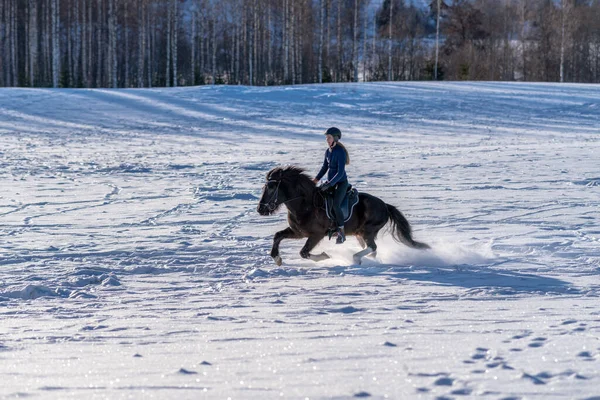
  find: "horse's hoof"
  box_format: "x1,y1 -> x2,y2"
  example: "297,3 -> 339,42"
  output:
353,256 -> 362,265
273,256 -> 282,266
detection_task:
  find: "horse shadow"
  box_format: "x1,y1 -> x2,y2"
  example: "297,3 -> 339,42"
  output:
324,261 -> 577,295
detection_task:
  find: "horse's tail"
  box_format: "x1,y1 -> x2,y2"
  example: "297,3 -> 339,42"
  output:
386,204 -> 430,250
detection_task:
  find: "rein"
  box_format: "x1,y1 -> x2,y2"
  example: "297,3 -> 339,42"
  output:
259,179 -> 306,212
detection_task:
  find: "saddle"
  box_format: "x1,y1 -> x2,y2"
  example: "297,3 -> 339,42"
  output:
323,184 -> 359,225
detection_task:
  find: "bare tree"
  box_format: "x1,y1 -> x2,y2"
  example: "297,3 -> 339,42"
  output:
11,0 -> 17,86
325,0 -> 330,74
166,0 -> 172,86
267,0 -> 272,84
3,0 -> 600,88
44,0 -> 51,84
559,0 -> 572,83
363,0 -> 368,82
233,1 -> 239,84
85,0 -> 92,86
353,0 -> 359,82
52,0 -> 59,87
435,0 -> 441,80
211,9 -> 216,84
336,0 -> 341,81
173,0 -> 179,86
124,1 -> 130,88
249,0 -> 255,85
291,0 -> 296,84
191,1 -> 197,85
147,0 -> 153,87
319,0 -> 324,83
109,0 -> 117,87
67,0 -> 73,87
96,0 -> 104,87
29,0 -> 38,86
283,0 -> 289,83
388,0 -> 393,81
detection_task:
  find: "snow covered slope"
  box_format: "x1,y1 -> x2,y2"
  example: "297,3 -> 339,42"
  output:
0,82 -> 599,399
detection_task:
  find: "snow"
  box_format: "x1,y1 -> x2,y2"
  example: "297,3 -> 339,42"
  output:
0,82 -> 599,399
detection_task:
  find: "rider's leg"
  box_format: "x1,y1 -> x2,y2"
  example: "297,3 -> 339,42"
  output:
332,181 -> 348,244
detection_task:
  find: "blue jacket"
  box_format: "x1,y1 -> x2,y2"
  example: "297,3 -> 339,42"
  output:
315,145 -> 347,186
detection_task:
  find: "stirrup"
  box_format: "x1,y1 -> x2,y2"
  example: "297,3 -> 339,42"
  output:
327,228 -> 337,240
335,227 -> 345,244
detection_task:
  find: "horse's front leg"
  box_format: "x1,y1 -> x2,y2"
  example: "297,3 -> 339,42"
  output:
300,235 -> 330,262
271,227 -> 302,266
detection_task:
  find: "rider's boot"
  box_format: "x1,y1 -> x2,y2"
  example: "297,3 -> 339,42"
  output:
336,226 -> 346,244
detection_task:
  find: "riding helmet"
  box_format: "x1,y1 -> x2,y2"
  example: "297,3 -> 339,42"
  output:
325,127 -> 342,140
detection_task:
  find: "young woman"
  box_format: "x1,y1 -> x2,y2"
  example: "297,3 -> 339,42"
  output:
313,127 -> 351,244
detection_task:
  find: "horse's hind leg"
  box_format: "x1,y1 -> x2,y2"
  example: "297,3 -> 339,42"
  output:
271,227 -> 302,266
357,236 -> 367,249
300,235 -> 330,262
353,232 -> 377,265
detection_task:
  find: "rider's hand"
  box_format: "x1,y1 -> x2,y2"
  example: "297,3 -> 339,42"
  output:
320,183 -> 331,192
312,178 -> 319,184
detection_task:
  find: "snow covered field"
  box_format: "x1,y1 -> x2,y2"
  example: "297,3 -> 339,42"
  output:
0,82 -> 599,399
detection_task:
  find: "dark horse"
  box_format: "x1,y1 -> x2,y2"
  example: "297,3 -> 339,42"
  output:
257,166 -> 429,265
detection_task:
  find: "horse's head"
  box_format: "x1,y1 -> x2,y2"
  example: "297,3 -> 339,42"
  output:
257,172 -> 283,215
257,166 -> 313,215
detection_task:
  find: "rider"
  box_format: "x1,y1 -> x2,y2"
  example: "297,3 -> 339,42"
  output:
312,127 -> 350,244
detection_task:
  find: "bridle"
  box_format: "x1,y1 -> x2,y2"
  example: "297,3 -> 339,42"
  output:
259,179 -> 305,212
260,179 -> 282,212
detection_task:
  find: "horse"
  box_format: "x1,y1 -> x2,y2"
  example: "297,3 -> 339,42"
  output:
256,166 -> 430,265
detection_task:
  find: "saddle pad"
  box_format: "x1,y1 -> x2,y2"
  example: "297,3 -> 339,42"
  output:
325,188 -> 359,223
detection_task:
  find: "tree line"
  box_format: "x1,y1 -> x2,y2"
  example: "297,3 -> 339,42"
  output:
1,0 -> 599,88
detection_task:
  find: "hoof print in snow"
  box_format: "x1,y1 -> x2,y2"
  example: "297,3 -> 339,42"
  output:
471,347 -> 489,360
561,319 -> 577,325
522,373 -> 546,385
206,315 -> 236,321
81,325 -> 108,331
382,341 -> 397,347
177,368 -> 198,375
573,325 -> 587,332
512,332 -> 531,340
133,353 -> 143,358
434,377 -> 454,386
486,361 -> 502,368
354,392 -> 371,398
329,306 -> 362,314
528,337 -> 547,348
200,361 -> 212,366
451,388 -> 472,395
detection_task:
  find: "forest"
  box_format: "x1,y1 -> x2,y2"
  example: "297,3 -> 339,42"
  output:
1,0 -> 600,88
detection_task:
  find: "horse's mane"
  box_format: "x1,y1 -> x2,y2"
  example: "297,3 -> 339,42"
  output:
266,166 -> 315,196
